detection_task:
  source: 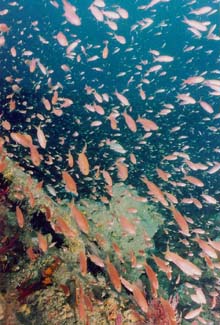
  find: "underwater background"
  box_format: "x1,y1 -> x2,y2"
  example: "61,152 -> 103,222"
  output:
0,0 -> 220,324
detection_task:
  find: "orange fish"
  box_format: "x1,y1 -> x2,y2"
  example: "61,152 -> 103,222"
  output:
120,277 -> 133,292
132,284 -> 148,313
136,116 -> 159,131
106,256 -> 121,292
79,251 -> 87,276
56,31 -> 68,46
160,297 -> 177,324
169,205 -> 190,236
88,254 -> 105,268
2,120 -> 11,131
67,150 -> 74,168
37,232 -> 48,253
114,90 -> 130,106
78,147 -> 89,176
193,237 -> 218,259
156,168 -> 171,182
122,111 -> 137,132
208,238 -> 220,252
144,262 -> 159,298
76,284 -> 87,323
36,125 -> 47,149
69,203 -> 89,234
102,40 -> 109,59
0,160 -> 7,173
29,58 -> 37,73
116,160 -> 128,181
30,144 -> 41,166
102,170 -> 112,186
10,132 -> 33,147
26,247 -> 38,261
141,176 -> 168,207
184,306 -> 203,320
184,175 -> 204,187
119,215 -> 136,235
16,206 -> 24,228
62,171 -> 78,196
63,0 -> 81,26
112,242 -> 124,263
52,90 -> 58,105
152,254 -> 172,280
165,249 -> 202,278
55,216 -> 77,238
42,97 -> 51,111
130,153 -> 137,164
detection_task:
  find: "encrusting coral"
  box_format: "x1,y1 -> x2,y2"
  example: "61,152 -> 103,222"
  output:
0,143 -> 187,324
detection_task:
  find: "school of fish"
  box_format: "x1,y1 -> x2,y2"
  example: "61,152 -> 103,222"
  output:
1,0 -> 220,322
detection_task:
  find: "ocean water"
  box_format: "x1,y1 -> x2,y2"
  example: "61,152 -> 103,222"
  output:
1,0 -> 220,323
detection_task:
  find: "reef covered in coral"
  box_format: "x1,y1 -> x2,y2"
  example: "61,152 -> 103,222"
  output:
0,141 -> 220,325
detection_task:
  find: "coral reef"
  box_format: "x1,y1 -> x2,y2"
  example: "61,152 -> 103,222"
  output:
1,143 -> 213,324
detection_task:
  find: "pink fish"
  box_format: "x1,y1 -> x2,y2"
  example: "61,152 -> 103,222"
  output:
106,257 -> 121,292
136,116 -> 159,131
165,250 -> 202,278
62,0 -> 81,26
183,16 -> 207,32
154,55 -> 174,62
89,5 -> 104,22
56,32 -> 68,46
69,203 -> 89,234
122,111 -> 137,132
141,176 -> 168,207
114,90 -> 130,106
199,100 -> 214,114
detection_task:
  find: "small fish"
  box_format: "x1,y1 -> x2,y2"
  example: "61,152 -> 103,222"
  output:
102,40 -> 109,59
184,175 -> 204,187
165,249 -> 202,278
29,144 -> 41,166
136,116 -> 159,131
199,100 -> 214,114
144,262 -> 159,297
79,251 -> 87,276
119,215 -> 136,235
152,254 -> 172,280
184,306 -> 203,320
116,160 -> 128,181
89,5 -> 104,22
114,90 -> 130,106
122,111 -> 137,132
88,254 -> 105,268
16,206 -> 24,228
106,256 -> 121,292
10,132 -> 33,147
36,125 -> 47,149
154,55 -> 174,62
62,0 -> 81,26
37,232 -> 48,253
132,284 -> 148,313
78,147 -> 90,176
62,171 -> 78,196
55,217 -> 77,238
69,203 -> 89,234
193,237 -> 218,259
67,150 -> 74,168
169,205 -> 190,236
141,176 -> 168,207
56,32 -> 68,46
160,297 -> 177,324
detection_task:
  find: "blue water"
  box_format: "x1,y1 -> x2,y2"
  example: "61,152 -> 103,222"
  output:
0,0 -> 219,210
